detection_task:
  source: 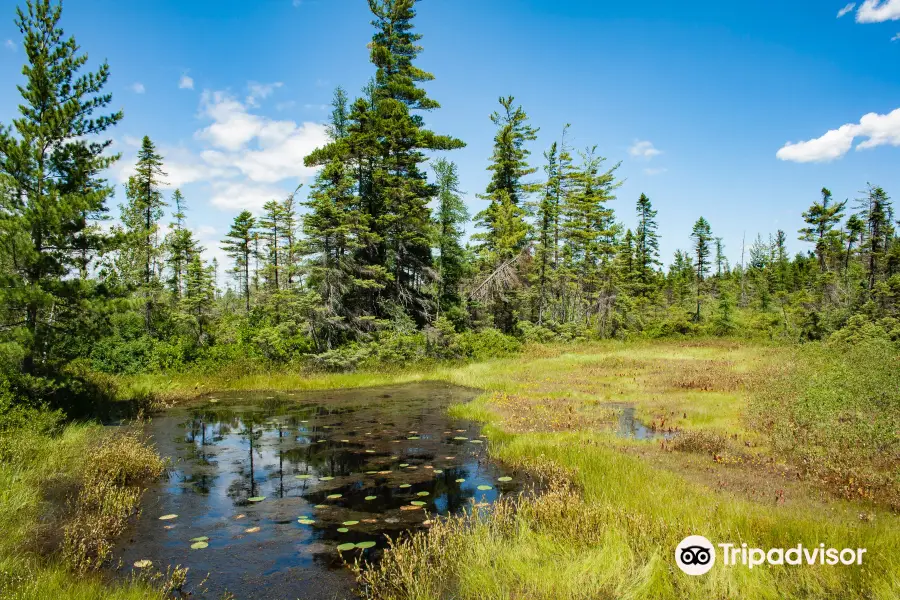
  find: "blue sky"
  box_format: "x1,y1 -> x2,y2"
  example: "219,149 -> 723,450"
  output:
1,0 -> 899,273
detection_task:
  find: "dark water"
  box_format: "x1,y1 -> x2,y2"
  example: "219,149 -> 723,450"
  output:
113,383 -> 525,600
612,404 -> 677,440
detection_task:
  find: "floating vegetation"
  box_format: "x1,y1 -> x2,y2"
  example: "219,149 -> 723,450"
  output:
498,476 -> 513,482
365,495 -> 377,501
297,519 -> 315,525
408,436 -> 420,440
400,505 -> 422,511
247,496 -> 266,502
319,476 -> 334,481
477,485 -> 493,491
399,484 -> 411,489
337,527 -> 349,533
378,470 -> 391,475
244,527 -> 261,533
327,493 -> 342,499
209,399 -> 219,404
365,450 -> 376,453
342,520 -> 360,526
410,501 -> 426,507
337,543 -> 356,552
190,541 -> 209,550
434,469 -> 443,474
314,504 -> 328,509
133,560 -> 152,568
416,491 -> 430,497
356,541 -> 377,549
234,514 -> 246,520
158,514 -> 178,520
470,439 -> 484,444
294,474 -> 312,479
453,436 -> 468,441
455,478 -> 465,483
399,463 -> 409,467
190,536 -> 209,542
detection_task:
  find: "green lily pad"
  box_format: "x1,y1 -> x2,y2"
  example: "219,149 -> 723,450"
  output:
477,485 -> 493,491
416,491 -> 429,496
342,520 -> 360,526
365,450 -> 375,453
337,543 -> 356,552
408,436 -> 420,440
365,495 -> 377,501
319,476 -> 334,481
317,440 -> 326,443
158,514 -> 178,520
399,463 -> 409,467
337,527 -> 349,533
247,496 -> 266,502
190,536 -> 209,542
411,501 -> 426,506
433,469 -> 443,474
470,439 -> 483,444
314,504 -> 328,509
298,518 -> 316,525
295,474 -> 312,479
355,541 -> 377,549
399,484 -> 411,489
453,436 -> 468,440
327,493 -> 342,499
190,541 -> 208,550
455,478 -> 465,483
498,476 -> 513,482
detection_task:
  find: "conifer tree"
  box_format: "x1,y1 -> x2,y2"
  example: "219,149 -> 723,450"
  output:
634,193 -> 660,291
691,217 -> 713,321
0,0 -> 122,373
182,252 -> 215,340
800,187 -> 845,273
432,158 -> 468,319
165,189 -> 195,298
222,211 -> 255,313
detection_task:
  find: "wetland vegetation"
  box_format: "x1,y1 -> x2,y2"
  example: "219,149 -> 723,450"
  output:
0,0 -> 897,598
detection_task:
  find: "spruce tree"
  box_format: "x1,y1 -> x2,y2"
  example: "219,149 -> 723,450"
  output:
690,217 -> 713,321
221,211 -> 256,313
0,0 -> 122,374
634,193 -> 660,292
165,189 -> 195,298
800,187 -> 845,273
432,158 -> 468,319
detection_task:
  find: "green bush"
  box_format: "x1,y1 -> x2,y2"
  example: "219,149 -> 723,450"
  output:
456,328 -> 521,361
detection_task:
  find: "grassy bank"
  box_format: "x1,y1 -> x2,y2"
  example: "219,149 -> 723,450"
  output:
0,411 -> 167,600
115,338 -> 898,599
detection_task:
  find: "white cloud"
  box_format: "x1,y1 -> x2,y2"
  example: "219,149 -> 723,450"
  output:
4,39 -> 15,51
246,81 -> 283,107
643,167 -> 668,176
303,103 -> 328,111
892,32 -> 900,40
837,3 -> 857,17
179,74 -> 194,90
111,141 -> 228,189
131,82 -> 146,94
776,107 -> 900,162
276,100 -> 297,111
856,0 -> 900,22
628,140 -> 662,159
208,181 -> 288,212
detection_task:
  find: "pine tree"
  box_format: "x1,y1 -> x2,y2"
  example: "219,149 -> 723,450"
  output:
0,0 -> 122,374
221,211 -> 256,313
165,189 -> 195,298
800,187 -> 845,273
432,158 -> 468,318
534,142 -> 560,322
863,186 -> 893,290
634,193 -> 660,291
690,217 -> 713,321
182,252 -> 215,341
259,199 -> 286,291
121,136 -> 167,333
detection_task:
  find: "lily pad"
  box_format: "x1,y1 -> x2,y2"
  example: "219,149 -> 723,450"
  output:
498,476 -> 513,482
244,526 -> 261,533
190,541 -> 209,550
298,518 -> 315,525
295,474 -> 312,479
158,514 -> 178,520
319,476 -> 334,481
434,469 -> 443,474
416,491 -> 430,496
399,463 -> 409,467
337,527 -> 349,533
455,478 -> 465,483
365,450 -> 375,453
133,559 -> 152,568
190,536 -> 209,542
314,504 -> 328,509
407,436 -> 420,440
327,493 -> 342,499
342,520 -> 360,526
411,501 -> 426,506
365,495 -> 377,501
453,436 -> 468,441
247,496 -> 266,502
399,483 -> 411,489
355,541 -> 377,549
337,543 -> 356,552
470,439 -> 484,444
477,485 -> 493,491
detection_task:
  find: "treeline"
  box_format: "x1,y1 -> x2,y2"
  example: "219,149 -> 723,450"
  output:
1,1 -> 899,394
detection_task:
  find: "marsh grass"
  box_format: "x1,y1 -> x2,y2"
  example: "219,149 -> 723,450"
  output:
0,419 -> 166,599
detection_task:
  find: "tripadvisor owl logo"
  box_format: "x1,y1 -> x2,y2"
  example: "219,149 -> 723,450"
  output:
676,535 -> 716,575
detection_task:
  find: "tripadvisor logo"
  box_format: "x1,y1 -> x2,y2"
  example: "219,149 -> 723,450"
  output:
675,535 -> 867,575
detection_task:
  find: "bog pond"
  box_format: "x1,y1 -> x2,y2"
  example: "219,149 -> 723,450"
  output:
112,383 -> 526,599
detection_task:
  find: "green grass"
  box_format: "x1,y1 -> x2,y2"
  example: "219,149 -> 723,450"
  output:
0,419 -> 166,600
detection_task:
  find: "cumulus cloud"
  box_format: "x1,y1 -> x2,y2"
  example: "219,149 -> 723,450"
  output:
629,140 -> 662,159
179,74 -> 194,90
856,0 -> 900,22
208,181 -> 290,212
776,107 -> 900,162
131,82 -> 146,94
837,3 -> 857,17
246,81 -> 283,107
